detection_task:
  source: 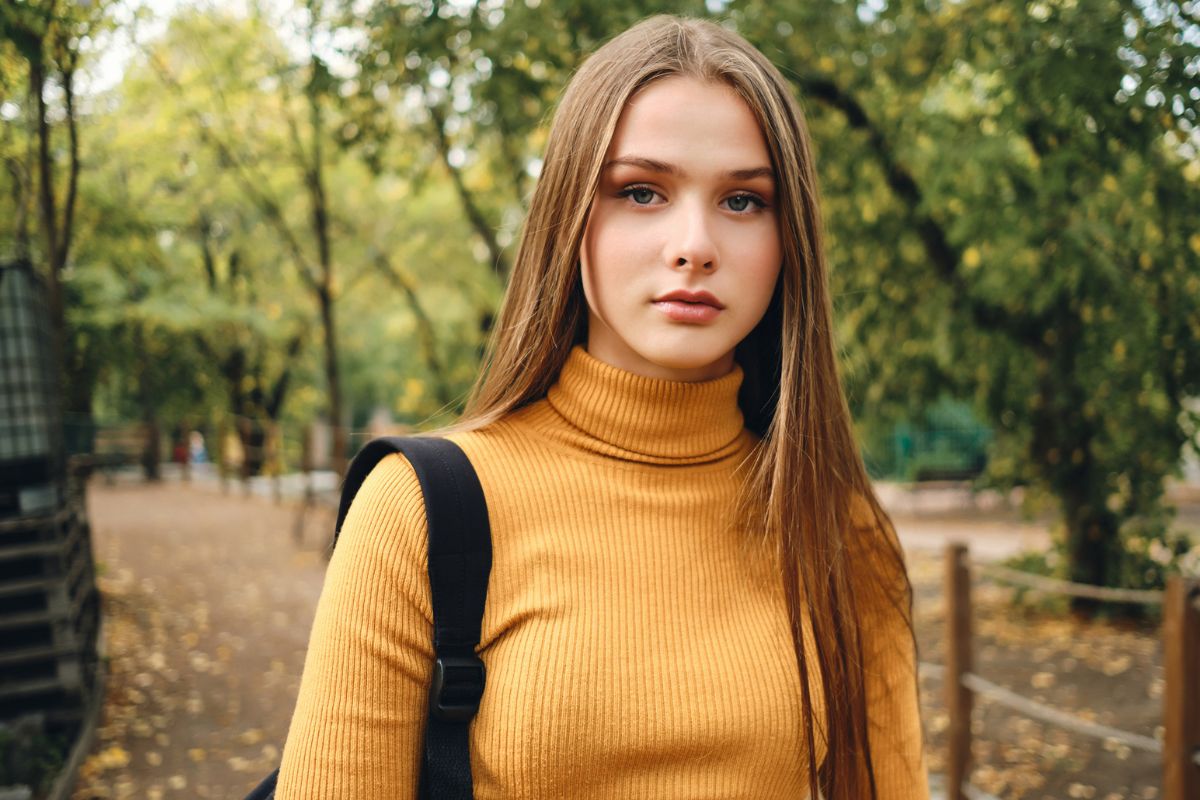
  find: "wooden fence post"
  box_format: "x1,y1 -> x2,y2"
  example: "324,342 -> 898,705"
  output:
270,422 -> 282,506
1163,575 -> 1200,800
946,543 -> 973,800
217,419 -> 229,495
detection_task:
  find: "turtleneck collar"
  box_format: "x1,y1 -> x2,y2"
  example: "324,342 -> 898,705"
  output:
542,345 -> 748,465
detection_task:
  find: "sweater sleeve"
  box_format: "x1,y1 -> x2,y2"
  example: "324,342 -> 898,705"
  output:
851,497 -> 930,800
276,453 -> 433,800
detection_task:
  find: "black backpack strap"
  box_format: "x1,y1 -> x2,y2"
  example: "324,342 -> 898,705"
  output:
246,436 -> 491,800
243,770 -> 277,800
339,436 -> 491,800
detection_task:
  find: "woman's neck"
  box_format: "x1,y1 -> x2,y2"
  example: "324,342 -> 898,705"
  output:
542,344 -> 747,464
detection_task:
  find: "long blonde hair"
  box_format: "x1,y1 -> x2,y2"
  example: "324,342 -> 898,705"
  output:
445,15 -> 913,798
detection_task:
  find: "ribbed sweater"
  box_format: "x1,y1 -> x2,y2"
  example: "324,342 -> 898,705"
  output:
277,344 -> 928,799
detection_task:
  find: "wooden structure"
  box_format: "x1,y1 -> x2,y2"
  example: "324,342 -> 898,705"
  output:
944,543 -> 973,797
0,261 -> 102,783
942,544 -> 1200,800
1163,577 -> 1200,800
0,501 -> 100,724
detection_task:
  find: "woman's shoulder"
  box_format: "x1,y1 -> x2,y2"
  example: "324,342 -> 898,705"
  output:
355,416 -> 515,490
345,421 -> 516,535
352,448 -> 427,518
333,424 -> 518,584
336,450 -> 430,575
440,402 -> 556,463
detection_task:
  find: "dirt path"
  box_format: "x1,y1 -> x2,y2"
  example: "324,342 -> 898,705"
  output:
70,480 -> 331,799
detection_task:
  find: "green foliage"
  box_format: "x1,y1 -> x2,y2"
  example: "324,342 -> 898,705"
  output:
1118,516 -> 1200,590
730,0 -> 1200,593
338,0 -> 708,269
1002,519 -> 1197,618
997,549 -> 1073,616
0,721 -> 69,794
0,2 -> 496,460
2,1 -> 1197,594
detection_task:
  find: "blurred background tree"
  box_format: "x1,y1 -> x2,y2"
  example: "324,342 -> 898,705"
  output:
732,0 -> 1200,602
1,0 -> 1197,600
1,0 -> 118,412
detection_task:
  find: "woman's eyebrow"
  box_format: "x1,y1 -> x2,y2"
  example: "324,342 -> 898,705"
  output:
725,166 -> 775,181
604,156 -> 774,182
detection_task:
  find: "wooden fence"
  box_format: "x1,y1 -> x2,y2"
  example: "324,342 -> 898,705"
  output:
935,543 -> 1199,800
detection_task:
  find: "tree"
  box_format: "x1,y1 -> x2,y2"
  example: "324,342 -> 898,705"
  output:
103,3 -> 491,448
140,3 -> 359,467
62,8 -> 322,477
0,0 -> 116,412
732,0 -> 1200,602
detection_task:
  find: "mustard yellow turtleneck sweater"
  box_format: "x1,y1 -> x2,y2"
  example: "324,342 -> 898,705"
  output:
277,345 -> 928,799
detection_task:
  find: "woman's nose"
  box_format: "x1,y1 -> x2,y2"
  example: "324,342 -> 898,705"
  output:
666,202 -> 717,272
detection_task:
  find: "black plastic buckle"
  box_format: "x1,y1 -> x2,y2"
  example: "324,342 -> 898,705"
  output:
429,655 -> 486,722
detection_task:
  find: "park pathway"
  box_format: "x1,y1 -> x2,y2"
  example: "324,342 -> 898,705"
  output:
70,480 -> 329,799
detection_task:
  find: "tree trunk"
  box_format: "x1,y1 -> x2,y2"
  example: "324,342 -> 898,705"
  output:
318,284 -> 345,471
140,406 -> 161,483
130,325 -> 160,481
5,145 -> 32,260
31,56 -> 63,357
239,416 -> 267,479
1060,483 -> 1120,616
305,36 -> 346,472
59,60 -> 80,283
1033,327 -> 1123,616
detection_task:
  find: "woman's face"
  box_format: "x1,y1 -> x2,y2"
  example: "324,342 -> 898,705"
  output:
579,76 -> 782,382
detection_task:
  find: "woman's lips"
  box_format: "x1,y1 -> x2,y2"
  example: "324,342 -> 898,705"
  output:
652,300 -> 722,323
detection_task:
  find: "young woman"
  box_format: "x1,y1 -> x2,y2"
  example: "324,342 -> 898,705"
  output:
277,14 -> 927,800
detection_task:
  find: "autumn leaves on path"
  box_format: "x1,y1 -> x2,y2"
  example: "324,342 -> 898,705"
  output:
71,481 -> 328,799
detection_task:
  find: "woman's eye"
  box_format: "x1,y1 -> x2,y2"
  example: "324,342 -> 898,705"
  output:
724,193 -> 765,213
618,186 -> 659,205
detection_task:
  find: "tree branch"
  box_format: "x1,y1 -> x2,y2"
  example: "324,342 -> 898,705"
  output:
373,253 -> 454,408
58,49 -> 79,275
31,53 -> 58,271
146,49 -> 323,291
428,102 -> 510,277
196,214 -> 219,291
796,73 -> 1048,348
266,330 -> 305,419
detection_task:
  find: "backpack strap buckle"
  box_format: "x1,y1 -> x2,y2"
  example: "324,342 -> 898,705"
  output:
430,655 -> 486,722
